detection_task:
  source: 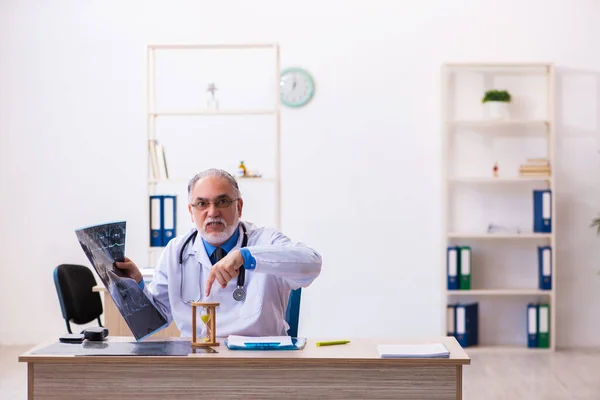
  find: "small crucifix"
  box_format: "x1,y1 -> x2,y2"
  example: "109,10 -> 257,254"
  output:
206,83 -> 219,110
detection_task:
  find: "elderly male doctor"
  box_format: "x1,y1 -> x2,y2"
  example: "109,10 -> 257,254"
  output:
116,169 -> 322,338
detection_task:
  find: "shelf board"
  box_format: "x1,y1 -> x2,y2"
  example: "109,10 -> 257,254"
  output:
149,177 -> 276,184
447,289 -> 552,296
450,177 -> 551,183
448,232 -> 552,239
444,62 -> 552,68
462,344 -> 552,353
149,110 -> 277,117
148,43 -> 277,50
447,119 -> 549,128
237,177 -> 277,182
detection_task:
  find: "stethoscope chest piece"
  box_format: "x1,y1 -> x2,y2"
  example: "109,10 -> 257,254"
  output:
232,286 -> 246,301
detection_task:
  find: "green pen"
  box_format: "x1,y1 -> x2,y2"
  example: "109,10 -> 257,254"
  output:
316,340 -> 350,347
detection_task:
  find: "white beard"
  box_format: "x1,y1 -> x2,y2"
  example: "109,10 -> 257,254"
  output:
200,216 -> 239,245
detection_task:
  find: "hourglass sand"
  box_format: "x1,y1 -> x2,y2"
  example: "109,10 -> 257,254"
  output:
191,302 -> 220,347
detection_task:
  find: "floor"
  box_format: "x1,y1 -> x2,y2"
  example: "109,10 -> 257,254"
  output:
2,346 -> 600,399
0,346 -> 28,400
462,349 -> 600,400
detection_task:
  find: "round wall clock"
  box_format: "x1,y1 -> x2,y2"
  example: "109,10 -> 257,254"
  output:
280,67 -> 315,108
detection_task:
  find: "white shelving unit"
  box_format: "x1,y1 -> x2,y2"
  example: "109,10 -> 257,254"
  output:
145,43 -> 281,268
447,289 -> 552,296
442,62 -> 556,351
447,233 -> 552,239
149,110 -> 277,117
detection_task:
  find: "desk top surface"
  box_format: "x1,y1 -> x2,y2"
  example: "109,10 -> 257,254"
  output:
19,336 -> 470,366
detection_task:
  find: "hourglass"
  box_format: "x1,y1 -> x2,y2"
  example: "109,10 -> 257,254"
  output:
191,302 -> 220,347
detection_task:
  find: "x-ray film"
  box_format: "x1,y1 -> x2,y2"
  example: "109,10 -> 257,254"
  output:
75,221 -> 168,341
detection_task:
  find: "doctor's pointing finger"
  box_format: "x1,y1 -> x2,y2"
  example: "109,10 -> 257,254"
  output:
205,250 -> 243,297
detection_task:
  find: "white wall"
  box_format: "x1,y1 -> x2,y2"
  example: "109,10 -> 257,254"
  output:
1,0 -> 600,347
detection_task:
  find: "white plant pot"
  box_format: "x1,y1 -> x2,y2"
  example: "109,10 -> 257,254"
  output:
484,101 -> 510,120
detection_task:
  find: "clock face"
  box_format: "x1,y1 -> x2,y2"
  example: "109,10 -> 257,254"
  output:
280,67 -> 315,108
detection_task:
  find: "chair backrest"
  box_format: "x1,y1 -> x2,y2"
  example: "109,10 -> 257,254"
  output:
285,288 -> 302,337
53,264 -> 103,332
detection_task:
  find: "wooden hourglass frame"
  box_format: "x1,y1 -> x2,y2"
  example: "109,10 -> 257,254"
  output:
191,302 -> 220,347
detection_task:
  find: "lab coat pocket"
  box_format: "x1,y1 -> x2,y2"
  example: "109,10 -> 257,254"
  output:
231,276 -> 264,322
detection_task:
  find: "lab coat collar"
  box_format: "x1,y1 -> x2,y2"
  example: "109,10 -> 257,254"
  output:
188,223 -> 244,261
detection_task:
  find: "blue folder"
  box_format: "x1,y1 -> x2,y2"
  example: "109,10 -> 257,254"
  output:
527,303 -> 538,348
455,302 -> 478,348
224,337 -> 307,351
447,246 -> 460,290
161,195 -> 176,246
149,195 -> 163,247
538,246 -> 552,290
533,189 -> 552,233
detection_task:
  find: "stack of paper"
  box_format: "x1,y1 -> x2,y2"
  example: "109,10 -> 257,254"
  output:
377,343 -> 450,358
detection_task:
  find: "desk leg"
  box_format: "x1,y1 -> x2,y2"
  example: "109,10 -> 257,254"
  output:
28,363 -> 34,400
456,365 -> 462,400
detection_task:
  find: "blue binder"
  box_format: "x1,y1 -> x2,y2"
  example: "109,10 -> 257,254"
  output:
533,190 -> 552,233
447,246 -> 460,290
538,246 -> 552,290
455,302 -> 478,348
149,195 -> 163,247
527,303 -> 538,348
161,195 -> 176,246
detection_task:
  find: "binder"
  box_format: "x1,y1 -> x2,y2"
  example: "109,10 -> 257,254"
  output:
538,246 -> 552,290
538,303 -> 550,348
148,140 -> 159,180
533,189 -> 552,233
447,246 -> 460,290
149,196 -> 163,247
154,142 -> 169,180
527,303 -> 538,348
455,302 -> 478,348
459,246 -> 471,290
447,304 -> 456,336
161,195 -> 176,246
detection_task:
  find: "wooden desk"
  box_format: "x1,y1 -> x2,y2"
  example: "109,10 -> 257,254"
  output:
93,285 -> 181,337
19,336 -> 470,399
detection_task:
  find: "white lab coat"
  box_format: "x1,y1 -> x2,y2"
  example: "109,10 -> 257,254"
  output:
143,221 -> 322,338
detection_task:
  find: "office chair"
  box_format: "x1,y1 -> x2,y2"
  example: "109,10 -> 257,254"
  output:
285,288 -> 302,337
53,264 -> 103,334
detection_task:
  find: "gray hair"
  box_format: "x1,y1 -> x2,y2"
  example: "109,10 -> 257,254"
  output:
187,169 -> 241,203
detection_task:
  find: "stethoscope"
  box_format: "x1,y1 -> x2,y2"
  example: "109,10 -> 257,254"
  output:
179,223 -> 248,303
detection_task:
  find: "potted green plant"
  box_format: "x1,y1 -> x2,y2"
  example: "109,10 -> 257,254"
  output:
590,215 -> 600,235
591,216 -> 600,275
482,89 -> 511,120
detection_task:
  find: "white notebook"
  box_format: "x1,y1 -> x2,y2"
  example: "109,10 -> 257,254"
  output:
377,343 -> 450,358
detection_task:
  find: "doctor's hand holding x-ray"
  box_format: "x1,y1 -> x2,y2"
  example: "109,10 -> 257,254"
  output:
115,168 -> 322,338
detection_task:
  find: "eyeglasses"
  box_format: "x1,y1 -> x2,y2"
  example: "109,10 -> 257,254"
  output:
190,197 -> 240,211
